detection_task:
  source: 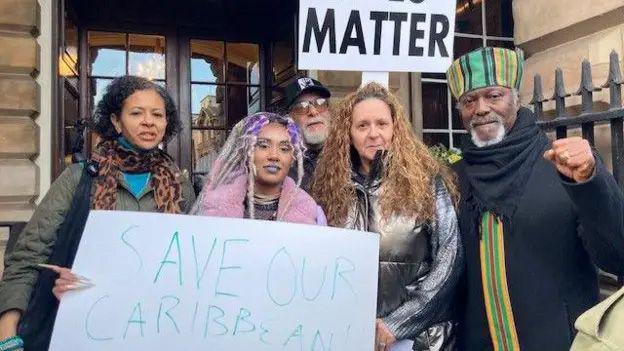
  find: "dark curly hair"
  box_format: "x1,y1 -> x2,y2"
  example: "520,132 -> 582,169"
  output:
91,75 -> 181,142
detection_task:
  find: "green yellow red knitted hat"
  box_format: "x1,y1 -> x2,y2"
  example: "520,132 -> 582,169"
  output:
446,47 -> 524,99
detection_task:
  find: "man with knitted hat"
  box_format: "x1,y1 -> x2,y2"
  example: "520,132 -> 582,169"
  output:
447,47 -> 624,350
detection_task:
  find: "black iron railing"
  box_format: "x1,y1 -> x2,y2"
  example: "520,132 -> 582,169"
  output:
531,51 -> 624,293
531,51 -> 624,192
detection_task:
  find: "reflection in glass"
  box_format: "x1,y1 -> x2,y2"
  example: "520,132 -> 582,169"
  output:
422,83 -> 449,129
192,129 -> 227,190
455,0 -> 483,34
89,31 -> 126,77
454,36 -> 483,59
486,0 -> 514,37
487,40 -> 515,50
64,13 -> 78,68
191,40 -> 224,83
192,129 -> 227,171
227,85 -> 257,128
129,34 -> 166,80
422,73 -> 446,80
423,133 -> 450,148
91,78 -> 114,112
192,84 -> 225,127
273,37 -> 295,82
452,132 -> 469,150
452,96 -> 464,129
227,43 -> 260,84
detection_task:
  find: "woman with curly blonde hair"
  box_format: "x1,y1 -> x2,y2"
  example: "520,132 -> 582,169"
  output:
311,82 -> 462,351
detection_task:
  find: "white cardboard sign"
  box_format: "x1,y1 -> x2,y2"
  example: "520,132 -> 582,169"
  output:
298,0 -> 456,73
49,211 -> 380,351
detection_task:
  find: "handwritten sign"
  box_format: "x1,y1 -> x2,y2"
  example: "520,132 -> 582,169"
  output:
298,0 -> 456,72
49,211 -> 380,350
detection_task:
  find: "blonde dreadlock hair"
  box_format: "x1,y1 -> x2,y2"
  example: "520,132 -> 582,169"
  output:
310,82 -> 458,226
191,112 -> 306,218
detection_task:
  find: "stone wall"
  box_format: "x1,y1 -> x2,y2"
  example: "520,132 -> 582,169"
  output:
513,2 -> 624,169
0,0 -> 41,274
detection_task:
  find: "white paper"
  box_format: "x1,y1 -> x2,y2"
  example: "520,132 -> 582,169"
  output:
298,0 -> 457,72
50,211 -> 380,351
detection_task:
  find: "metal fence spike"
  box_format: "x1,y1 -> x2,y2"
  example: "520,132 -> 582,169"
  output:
551,68 -> 571,99
574,59 -> 599,95
530,74 -> 545,119
602,50 -> 624,88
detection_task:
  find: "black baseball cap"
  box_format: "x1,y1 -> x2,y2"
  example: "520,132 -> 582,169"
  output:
285,77 -> 331,108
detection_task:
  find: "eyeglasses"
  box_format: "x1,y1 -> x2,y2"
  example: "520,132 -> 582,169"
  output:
290,98 -> 329,115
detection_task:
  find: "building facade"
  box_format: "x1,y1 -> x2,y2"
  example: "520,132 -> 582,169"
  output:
1,0 -> 623,273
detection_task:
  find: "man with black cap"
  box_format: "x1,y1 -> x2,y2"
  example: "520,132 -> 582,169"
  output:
285,76 -> 332,192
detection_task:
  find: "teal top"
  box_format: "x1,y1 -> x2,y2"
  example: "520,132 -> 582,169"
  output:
124,172 -> 151,198
118,136 -> 151,198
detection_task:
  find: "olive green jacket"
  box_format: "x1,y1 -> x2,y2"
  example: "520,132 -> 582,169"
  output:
571,287 -> 624,351
0,163 -> 195,315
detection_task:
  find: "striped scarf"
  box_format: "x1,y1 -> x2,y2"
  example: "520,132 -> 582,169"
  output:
480,211 -> 520,350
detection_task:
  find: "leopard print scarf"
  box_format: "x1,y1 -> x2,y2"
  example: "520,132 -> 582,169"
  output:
90,140 -> 183,213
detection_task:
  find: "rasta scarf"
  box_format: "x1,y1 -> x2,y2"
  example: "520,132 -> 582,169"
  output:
460,107 -> 549,350
90,140 -> 184,213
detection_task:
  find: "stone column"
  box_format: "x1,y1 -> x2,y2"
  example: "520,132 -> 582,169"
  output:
0,0 -> 41,275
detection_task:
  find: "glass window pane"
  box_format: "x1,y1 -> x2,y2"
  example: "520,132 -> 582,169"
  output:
452,96 -> 464,129
91,78 -> 114,112
64,13 -> 78,70
273,35 -> 295,83
455,0 -> 483,35
486,0 -> 514,37
191,40 -> 224,83
128,34 -> 166,80
423,133 -> 450,148
192,84 -> 225,127
487,40 -> 515,50
452,132 -> 470,150
454,36 -> 483,59
422,73 -> 446,80
227,85 -> 258,128
192,129 -> 227,173
422,83 -> 449,129
60,52 -> 78,78
227,42 -> 260,84
89,31 -> 126,77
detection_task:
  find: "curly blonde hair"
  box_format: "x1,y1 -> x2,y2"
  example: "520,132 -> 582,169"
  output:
311,82 -> 458,226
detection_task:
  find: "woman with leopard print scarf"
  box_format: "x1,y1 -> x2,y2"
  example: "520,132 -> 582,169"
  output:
0,76 -> 195,350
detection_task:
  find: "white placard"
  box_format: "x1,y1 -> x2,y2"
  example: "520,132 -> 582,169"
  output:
298,0 -> 456,72
49,211 -> 380,351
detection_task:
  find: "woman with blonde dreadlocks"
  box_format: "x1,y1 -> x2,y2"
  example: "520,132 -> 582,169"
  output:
193,112 -> 326,225
311,83 -> 462,351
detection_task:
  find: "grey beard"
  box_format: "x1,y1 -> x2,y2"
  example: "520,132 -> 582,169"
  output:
470,114 -> 506,148
471,126 -> 505,147
302,128 -> 328,146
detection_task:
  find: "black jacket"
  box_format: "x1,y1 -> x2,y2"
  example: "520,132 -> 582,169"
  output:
289,147 -> 321,193
454,154 -> 624,350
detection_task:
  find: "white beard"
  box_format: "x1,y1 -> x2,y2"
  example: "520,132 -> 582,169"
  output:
301,117 -> 330,146
302,129 -> 328,146
470,117 -> 506,148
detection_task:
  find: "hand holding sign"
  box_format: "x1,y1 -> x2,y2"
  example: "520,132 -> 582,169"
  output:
50,211 -> 379,351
